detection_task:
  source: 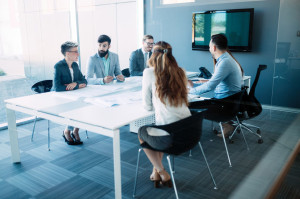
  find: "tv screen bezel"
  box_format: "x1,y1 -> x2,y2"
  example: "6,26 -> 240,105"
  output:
192,8 -> 254,52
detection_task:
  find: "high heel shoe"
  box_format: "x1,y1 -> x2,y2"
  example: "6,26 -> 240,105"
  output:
150,168 -> 161,188
157,169 -> 173,188
62,131 -> 76,145
71,132 -> 83,145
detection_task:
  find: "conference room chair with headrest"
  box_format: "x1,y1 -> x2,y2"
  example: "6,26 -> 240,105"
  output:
133,111 -> 217,199
229,64 -> 267,145
31,80 -> 89,150
121,68 -> 131,77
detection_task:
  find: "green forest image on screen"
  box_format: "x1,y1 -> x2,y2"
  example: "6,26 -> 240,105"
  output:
194,12 -> 250,46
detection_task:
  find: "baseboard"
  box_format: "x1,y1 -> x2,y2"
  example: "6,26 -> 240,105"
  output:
0,116 -> 42,131
262,105 -> 300,113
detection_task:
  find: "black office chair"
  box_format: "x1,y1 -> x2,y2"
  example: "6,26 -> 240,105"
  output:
189,90 -> 246,167
121,68 -> 131,77
31,80 -> 89,150
229,65 -> 267,145
31,80 -> 53,151
133,111 -> 217,199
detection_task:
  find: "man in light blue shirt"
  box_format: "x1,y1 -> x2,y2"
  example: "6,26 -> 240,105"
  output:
189,36 -> 243,99
189,33 -> 243,137
86,35 -> 124,85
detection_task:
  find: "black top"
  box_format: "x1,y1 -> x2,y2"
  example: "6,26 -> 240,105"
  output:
53,59 -> 87,92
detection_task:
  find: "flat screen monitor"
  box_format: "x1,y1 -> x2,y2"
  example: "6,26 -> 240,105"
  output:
192,8 -> 254,52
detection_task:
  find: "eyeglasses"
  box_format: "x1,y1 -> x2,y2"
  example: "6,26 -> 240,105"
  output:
68,51 -> 79,54
145,42 -> 155,46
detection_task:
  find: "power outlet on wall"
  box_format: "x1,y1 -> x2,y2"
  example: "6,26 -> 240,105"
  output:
297,31 -> 300,37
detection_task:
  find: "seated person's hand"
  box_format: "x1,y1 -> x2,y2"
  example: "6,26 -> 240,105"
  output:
195,79 -> 209,84
66,82 -> 77,90
116,74 -> 125,82
104,76 -> 114,84
187,80 -> 194,89
79,83 -> 86,89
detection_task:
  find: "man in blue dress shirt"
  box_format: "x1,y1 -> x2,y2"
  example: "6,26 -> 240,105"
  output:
189,33 -> 244,136
129,35 -> 154,76
189,34 -> 243,99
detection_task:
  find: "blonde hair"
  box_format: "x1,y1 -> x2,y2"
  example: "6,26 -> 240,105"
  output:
148,41 -> 188,107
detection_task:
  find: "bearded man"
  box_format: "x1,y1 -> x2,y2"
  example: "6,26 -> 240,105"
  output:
86,34 -> 124,85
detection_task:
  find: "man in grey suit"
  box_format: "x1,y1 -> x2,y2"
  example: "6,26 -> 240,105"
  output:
86,34 -> 124,84
129,35 -> 154,76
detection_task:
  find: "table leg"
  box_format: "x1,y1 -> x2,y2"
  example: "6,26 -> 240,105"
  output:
113,129 -> 122,199
6,108 -> 21,163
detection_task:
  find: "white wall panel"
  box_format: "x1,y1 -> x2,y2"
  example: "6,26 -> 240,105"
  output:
23,0 -> 40,12
78,1 -> 138,72
93,4 -> 117,52
40,11 -> 71,79
77,5 -> 95,74
116,2 -> 137,69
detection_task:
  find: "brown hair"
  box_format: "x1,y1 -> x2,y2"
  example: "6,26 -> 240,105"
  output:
143,35 -> 154,42
148,41 -> 188,107
211,34 -> 244,75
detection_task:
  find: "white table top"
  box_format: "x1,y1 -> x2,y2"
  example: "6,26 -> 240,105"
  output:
59,102 -> 153,130
5,77 -> 153,130
5,92 -> 76,110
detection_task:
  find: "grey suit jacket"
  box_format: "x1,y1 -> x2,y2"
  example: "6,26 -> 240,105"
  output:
53,59 -> 87,92
86,51 -> 122,85
129,48 -> 152,76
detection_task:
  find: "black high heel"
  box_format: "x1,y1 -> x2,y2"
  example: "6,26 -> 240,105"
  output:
62,131 -> 76,145
71,132 -> 83,145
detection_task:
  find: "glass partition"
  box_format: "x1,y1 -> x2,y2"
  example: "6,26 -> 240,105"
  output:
272,0 -> 300,109
0,0 -> 141,127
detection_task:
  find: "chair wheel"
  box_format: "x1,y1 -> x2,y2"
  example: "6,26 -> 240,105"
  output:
229,139 -> 234,144
257,129 -> 261,134
258,139 -> 263,144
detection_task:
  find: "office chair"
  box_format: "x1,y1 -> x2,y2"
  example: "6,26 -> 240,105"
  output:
133,111 -> 217,199
189,90 -> 246,167
31,80 -> 53,151
31,80 -> 89,150
121,68 -> 131,77
229,65 -> 267,144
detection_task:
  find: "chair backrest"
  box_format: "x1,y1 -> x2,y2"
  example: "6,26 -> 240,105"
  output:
240,65 -> 267,119
31,80 -> 53,93
141,111 -> 204,155
121,68 -> 131,77
249,65 -> 267,98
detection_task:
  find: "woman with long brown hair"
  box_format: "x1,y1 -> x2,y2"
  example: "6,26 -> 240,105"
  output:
138,41 -> 191,188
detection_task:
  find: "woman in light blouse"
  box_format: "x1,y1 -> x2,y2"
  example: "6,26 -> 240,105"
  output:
138,41 -> 191,188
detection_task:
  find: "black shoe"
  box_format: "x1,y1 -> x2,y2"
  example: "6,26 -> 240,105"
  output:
62,132 -> 76,145
71,132 -> 83,145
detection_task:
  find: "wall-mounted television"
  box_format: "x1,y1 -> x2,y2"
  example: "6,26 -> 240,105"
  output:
192,8 -> 254,52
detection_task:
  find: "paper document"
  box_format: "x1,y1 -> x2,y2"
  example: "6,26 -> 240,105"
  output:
84,90 -> 142,107
188,94 -> 210,102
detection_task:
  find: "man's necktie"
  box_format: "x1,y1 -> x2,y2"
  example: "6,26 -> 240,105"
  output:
144,52 -> 148,68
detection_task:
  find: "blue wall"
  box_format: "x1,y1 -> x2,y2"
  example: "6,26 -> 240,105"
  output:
145,0 -> 280,105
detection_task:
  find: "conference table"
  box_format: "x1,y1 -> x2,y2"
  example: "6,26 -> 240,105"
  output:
5,76 -> 152,199
5,73 -> 250,199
